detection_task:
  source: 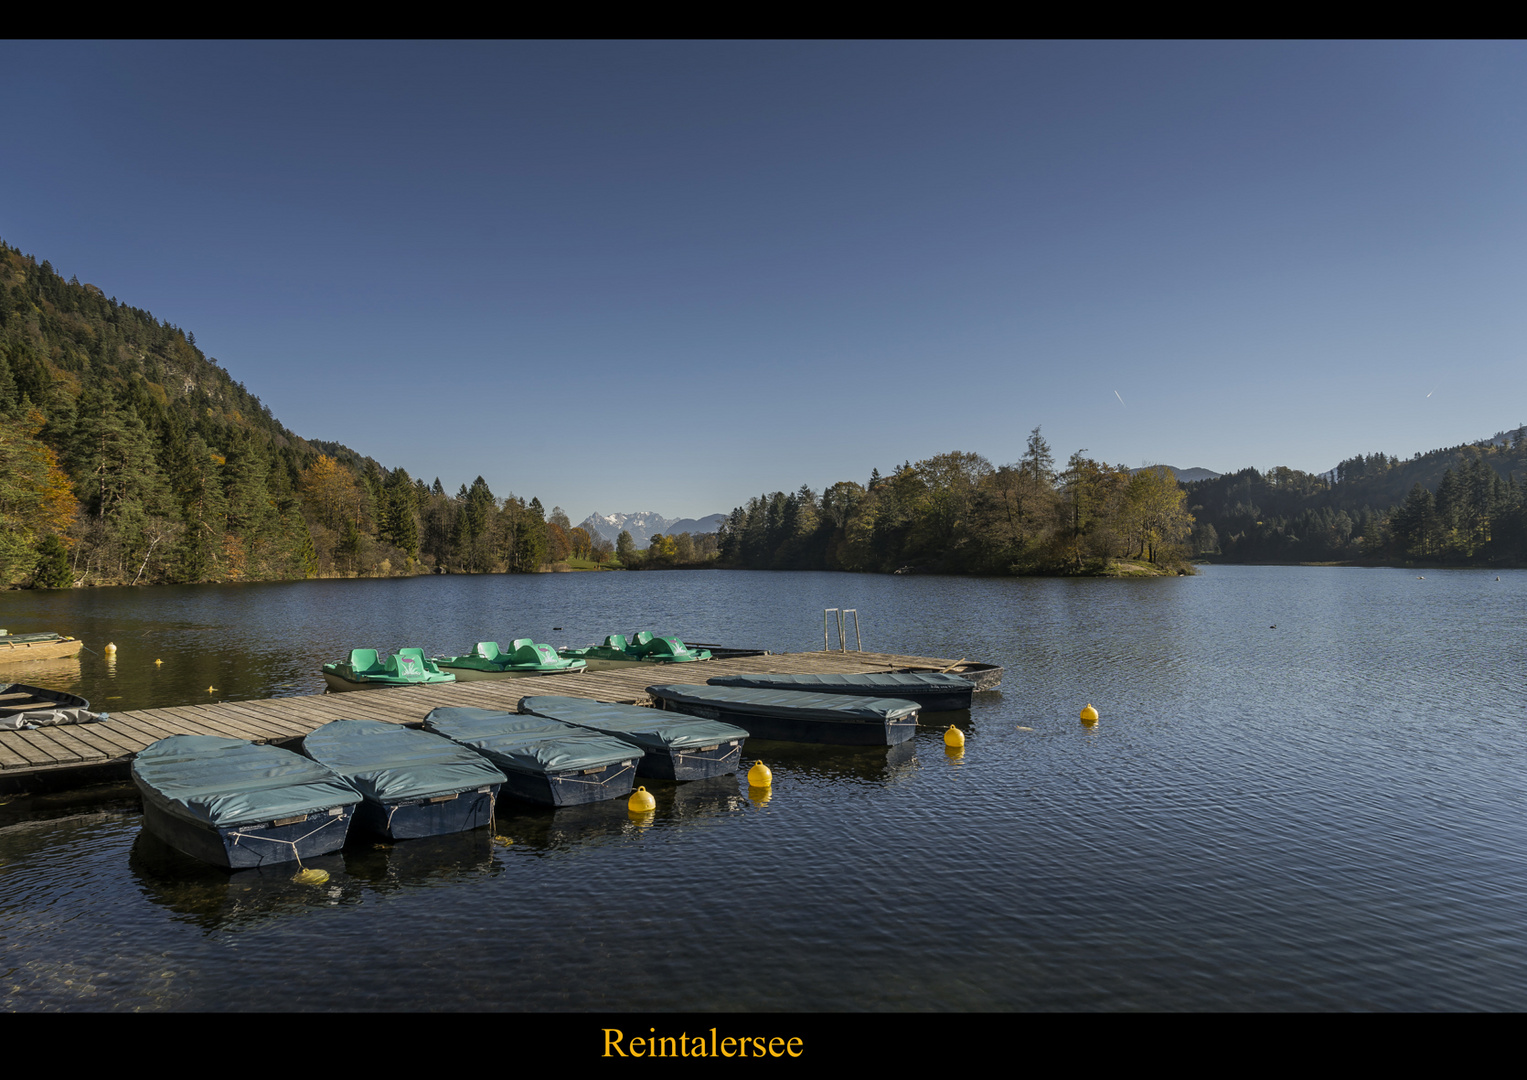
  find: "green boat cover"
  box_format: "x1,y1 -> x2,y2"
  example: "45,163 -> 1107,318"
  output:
519,695 -> 749,750
438,640 -> 585,672
707,672 -> 973,695
646,684 -> 921,723
302,719 -> 506,803
132,735 -> 362,828
422,707 -> 638,776
0,632 -> 62,645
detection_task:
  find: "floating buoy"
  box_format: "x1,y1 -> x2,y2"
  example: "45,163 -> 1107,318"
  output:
104,642 -> 117,654
628,786 -> 656,813
292,867 -> 328,885
1080,704 -> 1099,722
943,725 -> 965,748
1015,725 -> 1033,731
207,686 -> 216,693
154,658 -> 163,665
747,761 -> 772,788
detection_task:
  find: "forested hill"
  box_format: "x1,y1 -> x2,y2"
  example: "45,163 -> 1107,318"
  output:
1185,436 -> 1527,565
0,239 -> 578,587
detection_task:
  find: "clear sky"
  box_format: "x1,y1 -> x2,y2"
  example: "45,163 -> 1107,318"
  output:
5,41 -> 1526,522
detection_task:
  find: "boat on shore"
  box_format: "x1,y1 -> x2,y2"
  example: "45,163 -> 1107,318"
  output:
433,640 -> 585,681
0,631 -> 84,666
646,683 -> 920,746
132,735 -> 362,868
707,671 -> 976,712
301,719 -> 505,840
322,648 -> 456,692
422,706 -> 638,807
558,632 -> 712,671
518,695 -> 748,780
0,683 -> 102,729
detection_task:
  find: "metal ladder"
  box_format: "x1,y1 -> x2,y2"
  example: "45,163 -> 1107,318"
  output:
823,609 -> 862,652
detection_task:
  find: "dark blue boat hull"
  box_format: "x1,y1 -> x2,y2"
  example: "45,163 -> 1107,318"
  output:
638,741 -> 744,780
352,785 -> 501,840
658,699 -> 917,747
501,761 -> 636,806
140,798 -> 355,869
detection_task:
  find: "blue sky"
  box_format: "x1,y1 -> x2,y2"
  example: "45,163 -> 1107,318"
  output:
6,41 -> 1527,521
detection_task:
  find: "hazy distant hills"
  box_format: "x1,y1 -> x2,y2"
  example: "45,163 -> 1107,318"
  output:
579,511 -> 726,547
1131,465 -> 1223,483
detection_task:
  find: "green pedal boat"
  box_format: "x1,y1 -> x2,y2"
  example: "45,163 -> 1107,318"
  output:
323,648 -> 457,692
433,640 -> 587,681
557,632 -> 712,671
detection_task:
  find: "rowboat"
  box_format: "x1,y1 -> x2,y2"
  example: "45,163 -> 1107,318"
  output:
518,695 -> 748,780
422,706 -> 638,807
646,683 -> 920,746
132,735 -> 362,868
322,648 -> 456,692
707,671 -> 976,711
433,639 -> 585,681
0,631 -> 84,666
0,682 -> 101,729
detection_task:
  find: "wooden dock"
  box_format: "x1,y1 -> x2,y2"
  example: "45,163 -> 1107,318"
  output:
0,650 -> 997,793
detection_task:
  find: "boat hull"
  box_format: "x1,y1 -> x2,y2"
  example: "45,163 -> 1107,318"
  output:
435,665 -> 578,682
353,786 -> 501,840
638,741 -> 744,781
322,671 -> 453,692
0,638 -> 84,665
656,699 -> 917,747
139,798 -> 355,869
502,761 -> 637,807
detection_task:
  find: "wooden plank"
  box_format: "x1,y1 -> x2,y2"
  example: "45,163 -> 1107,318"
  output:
152,705 -> 269,741
0,733 -> 40,769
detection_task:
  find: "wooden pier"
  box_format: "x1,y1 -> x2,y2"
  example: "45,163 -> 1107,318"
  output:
0,650 -> 998,793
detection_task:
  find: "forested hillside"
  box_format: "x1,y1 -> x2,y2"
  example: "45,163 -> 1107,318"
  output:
0,240 -> 577,587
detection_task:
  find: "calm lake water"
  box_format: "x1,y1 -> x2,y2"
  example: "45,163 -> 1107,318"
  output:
1,565 -> 1525,1011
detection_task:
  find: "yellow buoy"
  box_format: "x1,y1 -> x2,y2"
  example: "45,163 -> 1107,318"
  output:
104,642 -> 117,654
292,867 -> 329,885
628,786 -> 656,813
943,725 -> 965,748
208,686 -> 216,693
155,658 -> 163,665
747,761 -> 772,788
1080,704 -> 1099,722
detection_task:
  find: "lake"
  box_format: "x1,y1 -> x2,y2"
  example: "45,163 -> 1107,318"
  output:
1,565 -> 1524,1011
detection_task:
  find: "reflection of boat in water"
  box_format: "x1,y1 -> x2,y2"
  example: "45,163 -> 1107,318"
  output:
518,695 -> 747,780
647,683 -> 920,746
129,827 -> 354,931
132,736 -> 362,868
740,737 -> 919,785
0,631 -> 84,666
0,682 -> 102,729
339,828 -> 499,891
322,648 -> 456,692
301,719 -> 504,840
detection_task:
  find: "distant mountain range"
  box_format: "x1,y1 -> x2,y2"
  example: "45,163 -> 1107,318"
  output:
578,511 -> 726,547
1131,465 -> 1223,483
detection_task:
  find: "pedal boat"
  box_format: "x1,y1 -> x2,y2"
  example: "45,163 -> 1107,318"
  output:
132,735 -> 362,868
301,719 -> 505,840
646,683 -> 921,747
519,695 -> 748,780
707,671 -> 976,712
422,706 -> 638,806
322,648 -> 456,692
433,640 -> 585,681
557,632 -> 712,671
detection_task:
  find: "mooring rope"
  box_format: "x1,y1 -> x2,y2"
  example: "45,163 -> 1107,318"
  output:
229,813 -> 344,869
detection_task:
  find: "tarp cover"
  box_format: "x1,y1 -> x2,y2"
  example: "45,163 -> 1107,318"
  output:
302,719 -> 505,803
519,695 -> 748,749
0,683 -> 100,729
423,707 -> 637,776
132,736 -> 362,828
707,672 -> 973,696
647,684 -> 920,724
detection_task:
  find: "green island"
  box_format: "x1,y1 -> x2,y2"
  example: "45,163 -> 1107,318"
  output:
3,237 -> 1525,589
